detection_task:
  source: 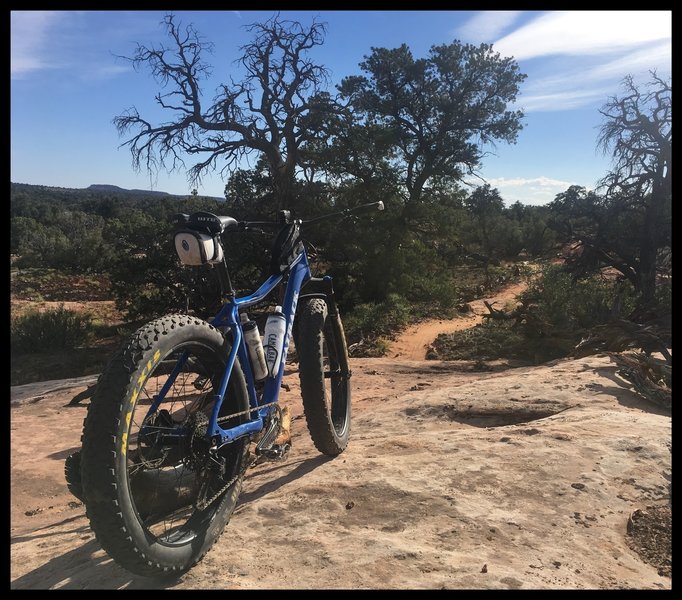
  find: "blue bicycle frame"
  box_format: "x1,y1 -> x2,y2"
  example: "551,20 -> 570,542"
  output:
143,200 -> 382,448
145,249 -> 312,447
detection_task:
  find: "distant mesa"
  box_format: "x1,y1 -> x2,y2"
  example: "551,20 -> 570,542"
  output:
11,182 -> 224,201
87,184 -> 171,197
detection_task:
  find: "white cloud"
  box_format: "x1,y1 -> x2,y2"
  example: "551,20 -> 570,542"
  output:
494,12 -> 672,113
467,175 -> 578,205
517,39 -> 671,112
521,87 -> 614,112
11,11 -> 133,82
587,39 -> 671,80
11,11 -> 64,77
454,11 -> 523,42
487,176 -> 574,189
495,11 -> 670,60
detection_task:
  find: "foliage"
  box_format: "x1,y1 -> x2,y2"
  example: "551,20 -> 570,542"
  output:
343,293 -> 412,356
434,265 -> 639,364
548,74 -> 671,308
331,41 -> 526,205
519,265 -> 639,333
11,306 -> 94,353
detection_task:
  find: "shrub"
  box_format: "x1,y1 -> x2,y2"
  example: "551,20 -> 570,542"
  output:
11,306 -> 93,353
433,265 -> 639,364
520,265 -> 638,332
344,293 -> 412,355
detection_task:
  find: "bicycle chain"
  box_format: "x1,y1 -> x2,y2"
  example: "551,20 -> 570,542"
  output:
195,400 -> 280,511
215,400 -> 279,424
195,455 -> 256,511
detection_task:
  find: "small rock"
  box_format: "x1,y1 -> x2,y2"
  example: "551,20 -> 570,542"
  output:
24,508 -> 43,517
553,561 -> 561,568
481,564 -> 488,573
499,437 -> 511,443
345,501 -> 355,510
571,483 -> 586,490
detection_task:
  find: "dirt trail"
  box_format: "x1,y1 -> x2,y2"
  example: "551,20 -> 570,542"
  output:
391,281 -> 528,360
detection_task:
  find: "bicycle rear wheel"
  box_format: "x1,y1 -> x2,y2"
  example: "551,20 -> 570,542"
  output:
80,314 -> 249,577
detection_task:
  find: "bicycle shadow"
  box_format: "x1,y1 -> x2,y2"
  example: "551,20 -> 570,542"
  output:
12,456 -> 333,589
238,454 -> 333,507
11,532 -> 179,590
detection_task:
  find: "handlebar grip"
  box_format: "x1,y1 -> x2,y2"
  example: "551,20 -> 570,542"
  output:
351,201 -> 385,214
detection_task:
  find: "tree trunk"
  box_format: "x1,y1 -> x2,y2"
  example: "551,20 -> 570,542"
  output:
638,189 -> 666,307
268,156 -> 294,213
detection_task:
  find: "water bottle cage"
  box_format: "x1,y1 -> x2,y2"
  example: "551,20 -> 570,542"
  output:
263,343 -> 281,378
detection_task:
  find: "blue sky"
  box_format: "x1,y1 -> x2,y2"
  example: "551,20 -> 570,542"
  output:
10,10 -> 671,205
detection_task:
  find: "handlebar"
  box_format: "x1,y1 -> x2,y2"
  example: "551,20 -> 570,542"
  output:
172,201 -> 384,235
301,201 -> 384,226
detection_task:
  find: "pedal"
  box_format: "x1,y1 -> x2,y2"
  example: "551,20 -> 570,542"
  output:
255,406 -> 282,456
254,442 -> 291,465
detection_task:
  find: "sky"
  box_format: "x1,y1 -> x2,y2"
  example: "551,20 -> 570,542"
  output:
10,10 -> 671,206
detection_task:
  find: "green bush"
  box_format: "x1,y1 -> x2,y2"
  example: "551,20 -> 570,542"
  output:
520,265 -> 638,332
344,293 -> 411,350
433,266 -> 639,364
433,320 -> 577,363
11,306 -> 93,353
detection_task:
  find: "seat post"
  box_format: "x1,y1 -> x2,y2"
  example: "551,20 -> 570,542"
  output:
216,256 -> 236,300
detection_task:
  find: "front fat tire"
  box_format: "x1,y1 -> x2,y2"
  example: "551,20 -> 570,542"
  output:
80,314 -> 248,578
296,298 -> 351,456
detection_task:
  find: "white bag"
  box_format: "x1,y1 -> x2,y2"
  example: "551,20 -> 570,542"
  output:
174,231 -> 224,266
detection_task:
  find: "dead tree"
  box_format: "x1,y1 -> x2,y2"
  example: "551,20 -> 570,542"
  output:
114,13 -> 337,210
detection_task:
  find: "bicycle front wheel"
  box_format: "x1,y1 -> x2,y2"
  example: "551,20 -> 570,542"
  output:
296,298 -> 351,455
80,314 -> 249,577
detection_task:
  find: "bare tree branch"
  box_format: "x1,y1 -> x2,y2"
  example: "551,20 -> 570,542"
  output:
113,13 -> 340,209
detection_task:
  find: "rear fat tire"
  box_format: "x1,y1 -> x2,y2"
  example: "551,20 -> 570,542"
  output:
64,450 -> 84,502
80,314 -> 249,577
296,298 -> 351,455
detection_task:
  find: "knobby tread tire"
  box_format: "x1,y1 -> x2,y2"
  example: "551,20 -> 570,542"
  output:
296,299 -> 351,456
64,451 -> 84,502
79,313 -> 247,578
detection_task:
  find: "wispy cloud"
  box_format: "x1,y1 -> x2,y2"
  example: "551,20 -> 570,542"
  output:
494,11 -> 671,112
454,11 -> 523,43
11,10 -> 136,82
521,88 -> 614,112
487,176 -> 574,189
587,39 -> 671,80
469,175 -> 578,205
79,64 -> 131,82
495,11 -> 671,60
11,11 -> 64,77
519,39 -> 671,112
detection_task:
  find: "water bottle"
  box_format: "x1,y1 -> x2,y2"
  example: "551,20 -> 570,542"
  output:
263,305 -> 287,378
240,313 -> 268,381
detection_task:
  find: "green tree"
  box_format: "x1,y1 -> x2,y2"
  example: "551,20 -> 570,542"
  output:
334,41 -> 526,207
463,184 -> 505,258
